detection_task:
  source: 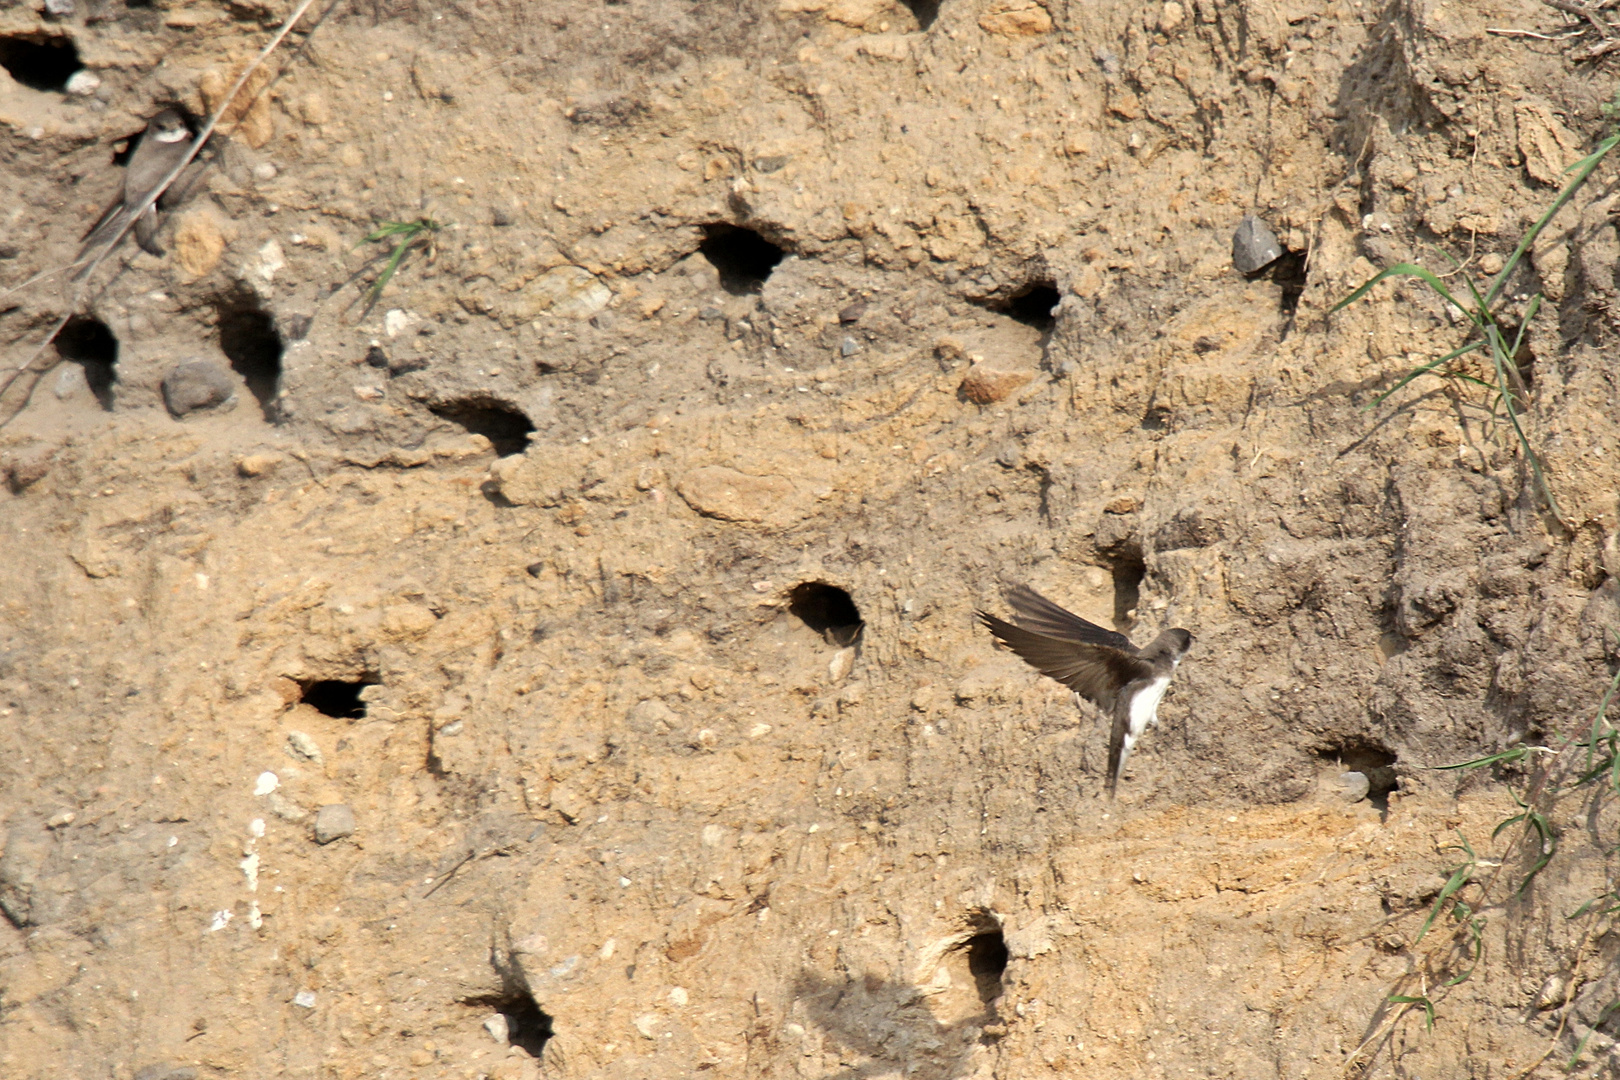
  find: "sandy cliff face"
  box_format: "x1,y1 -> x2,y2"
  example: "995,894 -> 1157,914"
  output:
3,1 -> 1620,1077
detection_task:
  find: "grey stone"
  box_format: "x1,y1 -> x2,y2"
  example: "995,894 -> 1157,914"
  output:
840,336 -> 859,357
754,155 -> 789,174
161,360 -> 237,417
313,804 -> 356,845
1333,771 -> 1371,804
1232,214 -> 1283,274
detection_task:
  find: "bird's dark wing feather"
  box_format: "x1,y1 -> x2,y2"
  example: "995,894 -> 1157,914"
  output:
1002,584 -> 1135,651
977,612 -> 1153,713
1107,705 -> 1130,797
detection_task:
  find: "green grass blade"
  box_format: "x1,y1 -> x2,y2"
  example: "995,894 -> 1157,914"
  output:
1486,130 -> 1620,310
1443,916 -> 1485,986
1330,263 -> 1475,320
1587,665 -> 1620,772
1416,860 -> 1474,944
1492,812 -> 1528,841
1586,664 -> 1620,772
1568,999 -> 1620,1070
1434,747 -> 1532,770
1485,324 -> 1564,523
1389,994 -> 1436,1031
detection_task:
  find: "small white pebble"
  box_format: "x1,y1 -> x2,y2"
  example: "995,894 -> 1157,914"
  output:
254,772 -> 279,796
252,161 -> 278,181
293,989 -> 316,1008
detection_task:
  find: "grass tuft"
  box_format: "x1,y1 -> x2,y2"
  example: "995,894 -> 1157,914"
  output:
354,217 -> 441,321
1331,130 -> 1620,527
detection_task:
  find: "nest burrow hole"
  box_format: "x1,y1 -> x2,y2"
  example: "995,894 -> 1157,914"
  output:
300,677 -> 379,720
698,224 -> 785,295
429,398 -> 535,457
965,928 -> 1008,1006
787,582 -> 864,647
52,315 -> 119,410
1109,552 -> 1146,629
899,0 -> 942,30
1318,739 -> 1399,811
216,292 -> 284,419
467,991 -> 554,1057
0,34 -> 82,92
1002,281 -> 1060,331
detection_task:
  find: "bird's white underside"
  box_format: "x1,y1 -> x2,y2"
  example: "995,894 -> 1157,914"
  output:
1120,675 -> 1171,766
154,128 -> 189,143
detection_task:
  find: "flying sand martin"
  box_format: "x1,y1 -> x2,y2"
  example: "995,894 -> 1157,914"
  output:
78,109 -> 204,268
977,583 -> 1193,796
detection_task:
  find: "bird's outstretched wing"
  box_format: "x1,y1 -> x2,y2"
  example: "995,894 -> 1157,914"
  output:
1001,584 -> 1135,651
977,611 -> 1153,714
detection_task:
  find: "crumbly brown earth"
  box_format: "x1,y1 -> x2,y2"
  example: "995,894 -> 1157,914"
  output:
4,1 -> 1620,1078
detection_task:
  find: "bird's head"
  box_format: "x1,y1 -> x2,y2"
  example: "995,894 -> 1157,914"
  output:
149,110 -> 190,144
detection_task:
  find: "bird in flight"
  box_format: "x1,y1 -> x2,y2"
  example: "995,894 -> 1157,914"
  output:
977,583 -> 1193,796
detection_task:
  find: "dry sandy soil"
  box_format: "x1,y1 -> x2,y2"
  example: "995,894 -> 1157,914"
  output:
4,0 -> 1620,1078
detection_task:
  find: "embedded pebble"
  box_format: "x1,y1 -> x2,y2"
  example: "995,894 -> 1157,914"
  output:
252,161 -> 278,182
1232,214 -> 1283,274
313,803 -> 356,844
162,360 -> 237,418
253,771 -> 279,796
484,1013 -> 510,1044
1333,771 -> 1371,804
292,989 -> 317,1009
65,71 -> 101,96
286,730 -> 323,764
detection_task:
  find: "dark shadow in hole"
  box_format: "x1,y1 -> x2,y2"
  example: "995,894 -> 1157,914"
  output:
463,991 -> 554,1058
788,582 -> 864,647
899,0 -> 942,29
792,925 -> 1003,1080
698,223 -> 785,295
1316,737 -> 1399,814
1108,549 -> 1145,631
1141,404 -> 1172,433
966,929 -> 1008,1007
0,35 -> 82,92
429,397 -> 535,457
52,315 -> 119,410
1241,248 -> 1309,334
217,291 -> 283,420
300,677 -> 379,720
1002,282 -> 1060,332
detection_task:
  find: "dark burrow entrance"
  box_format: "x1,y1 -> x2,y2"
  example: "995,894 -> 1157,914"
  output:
1109,550 -> 1145,630
1001,281 -> 1061,332
698,224 -> 785,294
216,292 -> 283,419
0,34 -> 82,92
466,990 -> 554,1057
300,677 -> 378,720
429,397 -> 535,457
966,928 -> 1009,1007
899,0 -> 942,30
1317,738 -> 1399,812
788,582 -> 864,647
52,315 -> 119,409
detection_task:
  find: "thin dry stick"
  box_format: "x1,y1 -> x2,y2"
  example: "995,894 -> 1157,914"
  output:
0,0 -> 320,421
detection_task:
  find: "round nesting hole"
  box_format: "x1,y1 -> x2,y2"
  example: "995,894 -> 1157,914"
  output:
216,290 -> 283,420
0,34 -> 83,93
465,990 -> 553,1057
966,928 -> 1009,1007
429,397 -> 535,457
52,314 -> 119,410
1317,739 -> 1399,812
698,224 -> 785,295
300,677 -> 379,720
787,582 -> 863,647
1003,282 -> 1060,332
